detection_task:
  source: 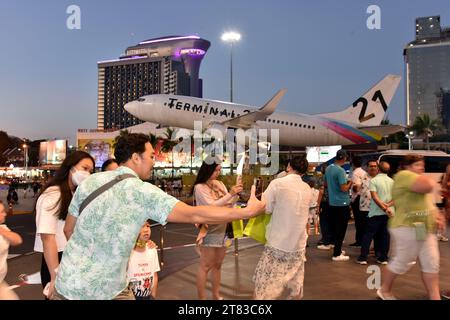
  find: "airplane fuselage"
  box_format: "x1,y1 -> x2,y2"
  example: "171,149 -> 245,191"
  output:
125,94 -> 377,147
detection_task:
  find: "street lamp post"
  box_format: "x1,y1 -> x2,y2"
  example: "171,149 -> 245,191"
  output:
406,131 -> 415,151
22,144 -> 28,180
222,31 -> 241,255
221,31 -> 241,176
221,31 -> 241,103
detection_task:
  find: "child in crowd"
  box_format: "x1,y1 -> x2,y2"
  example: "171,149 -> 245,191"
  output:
0,200 -> 22,299
127,220 -> 160,300
308,181 -> 320,235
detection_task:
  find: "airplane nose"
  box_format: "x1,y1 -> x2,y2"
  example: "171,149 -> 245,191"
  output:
124,101 -> 139,117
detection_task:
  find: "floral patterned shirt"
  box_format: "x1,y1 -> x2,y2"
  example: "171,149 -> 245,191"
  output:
359,173 -> 372,212
55,166 -> 179,300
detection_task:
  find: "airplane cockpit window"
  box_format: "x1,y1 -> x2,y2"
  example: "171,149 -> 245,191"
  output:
137,98 -> 145,102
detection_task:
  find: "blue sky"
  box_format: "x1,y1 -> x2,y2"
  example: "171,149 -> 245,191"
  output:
0,0 -> 449,144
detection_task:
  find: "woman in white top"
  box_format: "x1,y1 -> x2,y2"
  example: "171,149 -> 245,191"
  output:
34,151 -> 94,298
193,157 -> 243,300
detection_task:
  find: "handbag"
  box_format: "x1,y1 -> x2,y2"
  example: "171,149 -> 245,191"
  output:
231,220 -> 244,238
224,220 -> 244,239
243,214 -> 272,244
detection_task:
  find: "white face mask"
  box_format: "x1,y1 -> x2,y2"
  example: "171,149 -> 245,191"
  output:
71,169 -> 90,187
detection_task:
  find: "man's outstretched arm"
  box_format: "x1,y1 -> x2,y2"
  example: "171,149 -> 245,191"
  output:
167,185 -> 265,224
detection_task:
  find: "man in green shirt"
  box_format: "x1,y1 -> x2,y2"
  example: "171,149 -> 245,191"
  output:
357,161 -> 394,265
52,133 -> 265,300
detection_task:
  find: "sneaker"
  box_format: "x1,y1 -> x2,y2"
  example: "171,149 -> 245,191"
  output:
356,258 -> 367,265
377,260 -> 388,265
332,254 -> 350,261
438,235 -> 449,242
341,250 -> 346,255
376,289 -> 397,300
441,290 -> 450,300
317,244 -> 332,250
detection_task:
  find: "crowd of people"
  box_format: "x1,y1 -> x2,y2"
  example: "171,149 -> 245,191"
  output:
314,151 -> 448,300
0,132 -> 448,300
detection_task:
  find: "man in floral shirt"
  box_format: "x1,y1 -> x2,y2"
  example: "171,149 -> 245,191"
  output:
52,133 -> 265,300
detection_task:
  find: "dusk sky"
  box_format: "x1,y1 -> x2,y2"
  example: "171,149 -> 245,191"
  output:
1,0 -> 449,144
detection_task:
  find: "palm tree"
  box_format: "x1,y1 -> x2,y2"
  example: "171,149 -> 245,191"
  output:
411,114 -> 442,150
149,132 -> 158,149
113,129 -> 130,149
161,128 -> 177,153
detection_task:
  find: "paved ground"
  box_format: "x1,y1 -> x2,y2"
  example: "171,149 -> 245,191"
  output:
156,230 -> 450,300
2,187 -> 449,300
4,208 -> 450,300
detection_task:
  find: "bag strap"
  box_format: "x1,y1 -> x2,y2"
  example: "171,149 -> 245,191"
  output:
79,173 -> 136,215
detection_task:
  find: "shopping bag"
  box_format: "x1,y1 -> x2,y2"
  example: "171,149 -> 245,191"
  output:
232,219 -> 244,238
243,214 -> 271,244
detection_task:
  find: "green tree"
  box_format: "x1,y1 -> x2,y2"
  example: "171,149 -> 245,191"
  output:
0,131 -> 12,166
149,132 -> 159,149
161,128 -> 177,153
411,114 -> 442,150
113,129 -> 131,149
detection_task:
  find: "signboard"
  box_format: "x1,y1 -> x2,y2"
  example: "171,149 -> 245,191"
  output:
39,140 -> 67,165
78,139 -> 115,168
306,145 -> 342,163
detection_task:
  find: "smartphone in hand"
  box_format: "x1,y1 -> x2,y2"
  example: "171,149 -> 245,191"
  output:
253,178 -> 263,200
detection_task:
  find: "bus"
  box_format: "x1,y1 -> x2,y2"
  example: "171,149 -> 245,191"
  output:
359,149 -> 450,204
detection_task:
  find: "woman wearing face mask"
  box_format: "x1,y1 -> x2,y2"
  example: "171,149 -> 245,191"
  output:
34,151 -> 94,298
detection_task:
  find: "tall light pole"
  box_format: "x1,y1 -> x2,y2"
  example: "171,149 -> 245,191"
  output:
221,31 -> 241,102
22,143 -> 28,180
406,130 -> 415,151
221,31 -> 241,176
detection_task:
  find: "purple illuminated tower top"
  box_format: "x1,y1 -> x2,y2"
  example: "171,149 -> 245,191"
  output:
125,35 -> 211,97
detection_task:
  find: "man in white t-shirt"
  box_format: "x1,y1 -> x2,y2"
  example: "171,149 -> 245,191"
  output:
253,156 -> 312,300
349,156 -> 367,247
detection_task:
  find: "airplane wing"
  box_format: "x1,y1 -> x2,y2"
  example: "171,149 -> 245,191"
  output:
217,89 -> 287,129
358,124 -> 406,139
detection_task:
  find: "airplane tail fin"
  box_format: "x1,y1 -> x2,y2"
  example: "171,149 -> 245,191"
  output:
318,74 -> 401,126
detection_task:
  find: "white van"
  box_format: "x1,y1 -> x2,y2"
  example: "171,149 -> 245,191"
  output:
360,149 -> 450,204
